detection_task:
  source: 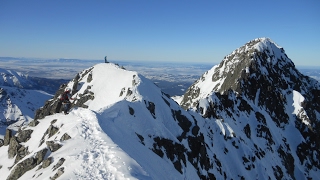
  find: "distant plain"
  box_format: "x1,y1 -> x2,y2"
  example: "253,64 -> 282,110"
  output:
1,57 -> 319,96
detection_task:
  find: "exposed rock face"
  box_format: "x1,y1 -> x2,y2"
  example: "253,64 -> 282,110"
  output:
34,67 -> 95,120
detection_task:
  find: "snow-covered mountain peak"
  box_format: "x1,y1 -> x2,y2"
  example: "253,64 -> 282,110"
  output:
34,63 -> 166,120
177,38 -> 320,179
180,37 -> 305,109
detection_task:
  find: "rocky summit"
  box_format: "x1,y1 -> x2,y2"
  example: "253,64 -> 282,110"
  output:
180,37 -> 320,179
0,38 -> 319,180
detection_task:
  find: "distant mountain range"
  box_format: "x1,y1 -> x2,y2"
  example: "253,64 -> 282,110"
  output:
0,38 -> 319,179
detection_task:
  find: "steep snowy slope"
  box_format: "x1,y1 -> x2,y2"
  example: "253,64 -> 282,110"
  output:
180,37 -> 320,179
0,63 -> 206,179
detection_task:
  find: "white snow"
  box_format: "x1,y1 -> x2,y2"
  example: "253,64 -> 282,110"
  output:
292,90 -> 310,126
0,63 -> 197,180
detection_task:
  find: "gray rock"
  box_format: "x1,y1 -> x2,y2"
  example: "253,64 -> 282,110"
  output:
50,167 -> 64,180
87,73 -> 93,83
52,158 -> 65,171
16,129 -> 33,143
39,125 -> 59,147
46,141 -> 62,152
35,148 -> 48,165
4,129 -> 12,146
50,119 -> 57,124
47,125 -> 59,138
35,68 -> 95,120
34,84 -> 67,120
60,133 -> 71,141
28,120 -> 39,127
41,157 -> 53,169
14,145 -> 29,163
8,137 -> 21,159
72,73 -> 80,94
7,157 -> 37,180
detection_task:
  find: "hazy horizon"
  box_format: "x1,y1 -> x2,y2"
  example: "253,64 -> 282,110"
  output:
1,1 -> 319,66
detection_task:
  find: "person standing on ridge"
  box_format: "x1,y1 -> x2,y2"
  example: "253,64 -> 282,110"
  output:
60,87 -> 74,115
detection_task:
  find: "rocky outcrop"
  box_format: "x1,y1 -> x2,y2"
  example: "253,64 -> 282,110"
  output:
16,129 -> 33,143
4,129 -> 12,146
28,120 -> 39,127
2,116 -> 70,180
50,167 -> 64,180
41,157 -> 53,169
7,148 -> 48,180
8,137 -> 21,159
60,133 -> 71,141
46,141 -> 62,152
35,67 -> 95,120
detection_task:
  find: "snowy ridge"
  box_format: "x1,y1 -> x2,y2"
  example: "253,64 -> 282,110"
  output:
0,63 -> 202,179
0,38 -> 320,180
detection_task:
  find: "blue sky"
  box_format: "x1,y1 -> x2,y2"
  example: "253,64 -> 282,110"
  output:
0,0 -> 319,66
